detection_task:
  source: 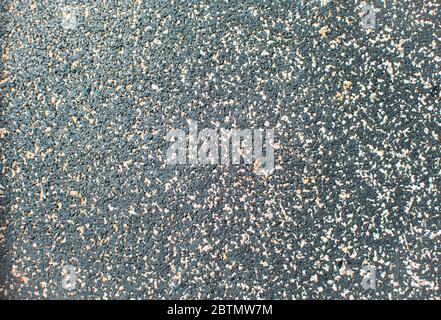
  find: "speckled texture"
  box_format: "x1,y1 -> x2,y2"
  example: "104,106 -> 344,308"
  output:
0,0 -> 440,299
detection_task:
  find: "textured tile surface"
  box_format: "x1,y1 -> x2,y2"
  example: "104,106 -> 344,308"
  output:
0,0 -> 440,299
